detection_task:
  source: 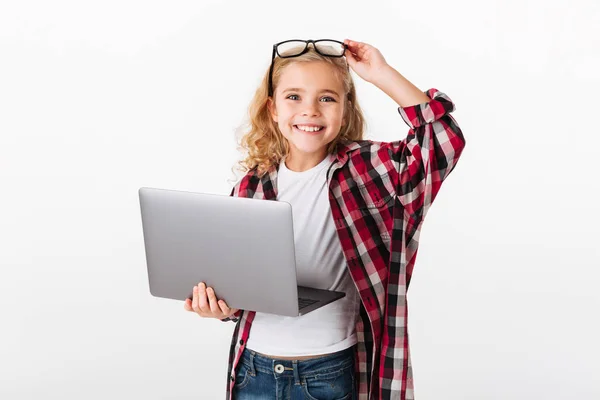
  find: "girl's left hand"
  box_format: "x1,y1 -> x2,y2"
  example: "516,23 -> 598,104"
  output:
343,39 -> 389,83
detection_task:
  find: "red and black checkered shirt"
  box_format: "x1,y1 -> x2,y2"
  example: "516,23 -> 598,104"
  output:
221,88 -> 466,399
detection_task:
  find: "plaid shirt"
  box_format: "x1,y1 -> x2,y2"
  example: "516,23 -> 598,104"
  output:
221,88 -> 466,399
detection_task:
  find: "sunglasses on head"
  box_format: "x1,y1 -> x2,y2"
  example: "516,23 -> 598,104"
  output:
268,39 -> 349,97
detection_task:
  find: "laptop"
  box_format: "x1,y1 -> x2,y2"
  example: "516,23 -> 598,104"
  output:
138,187 -> 346,317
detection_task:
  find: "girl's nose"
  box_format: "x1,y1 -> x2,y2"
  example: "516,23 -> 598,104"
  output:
301,101 -> 320,116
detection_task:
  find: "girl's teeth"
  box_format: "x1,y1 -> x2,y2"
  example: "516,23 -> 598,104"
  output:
295,125 -> 323,132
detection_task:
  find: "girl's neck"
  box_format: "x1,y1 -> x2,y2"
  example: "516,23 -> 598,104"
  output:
284,150 -> 328,172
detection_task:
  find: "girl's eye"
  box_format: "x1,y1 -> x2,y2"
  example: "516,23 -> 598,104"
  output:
286,95 -> 336,102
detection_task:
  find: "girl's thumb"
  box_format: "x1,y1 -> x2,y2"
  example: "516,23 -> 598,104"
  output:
345,49 -> 356,65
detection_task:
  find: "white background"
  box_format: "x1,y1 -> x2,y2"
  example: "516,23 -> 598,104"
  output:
1,0 -> 599,399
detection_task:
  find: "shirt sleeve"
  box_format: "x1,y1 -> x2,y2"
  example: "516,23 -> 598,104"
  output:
220,309 -> 242,323
386,88 -> 466,221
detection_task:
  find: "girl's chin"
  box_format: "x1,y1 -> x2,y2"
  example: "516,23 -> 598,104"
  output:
288,142 -> 332,155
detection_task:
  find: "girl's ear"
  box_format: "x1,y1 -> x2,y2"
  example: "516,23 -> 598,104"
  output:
267,97 -> 278,123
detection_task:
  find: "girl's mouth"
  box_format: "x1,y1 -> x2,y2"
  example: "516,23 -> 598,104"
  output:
293,125 -> 325,134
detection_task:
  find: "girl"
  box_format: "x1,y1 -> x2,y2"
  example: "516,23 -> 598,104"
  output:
184,39 -> 466,400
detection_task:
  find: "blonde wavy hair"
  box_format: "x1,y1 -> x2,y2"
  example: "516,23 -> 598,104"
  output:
232,45 -> 366,179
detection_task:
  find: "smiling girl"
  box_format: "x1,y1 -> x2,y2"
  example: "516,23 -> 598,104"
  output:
185,38 -> 466,400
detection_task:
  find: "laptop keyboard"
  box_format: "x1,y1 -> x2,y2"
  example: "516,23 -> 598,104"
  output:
298,297 -> 319,310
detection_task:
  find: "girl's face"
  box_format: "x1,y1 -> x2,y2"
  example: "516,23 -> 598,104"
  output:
268,61 -> 346,169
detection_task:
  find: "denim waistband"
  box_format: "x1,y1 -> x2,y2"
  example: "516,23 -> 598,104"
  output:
239,345 -> 355,380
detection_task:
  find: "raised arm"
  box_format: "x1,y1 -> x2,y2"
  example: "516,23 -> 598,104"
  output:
384,85 -> 466,221
344,42 -> 466,220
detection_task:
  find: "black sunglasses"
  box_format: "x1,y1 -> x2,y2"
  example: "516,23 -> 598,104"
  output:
267,39 -> 349,97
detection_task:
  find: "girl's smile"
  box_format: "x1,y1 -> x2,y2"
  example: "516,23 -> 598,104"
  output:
293,124 -> 326,135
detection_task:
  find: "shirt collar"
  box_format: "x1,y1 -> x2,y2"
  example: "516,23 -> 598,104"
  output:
257,139 -> 369,199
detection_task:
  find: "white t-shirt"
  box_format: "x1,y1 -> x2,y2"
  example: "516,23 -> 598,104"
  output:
244,153 -> 360,357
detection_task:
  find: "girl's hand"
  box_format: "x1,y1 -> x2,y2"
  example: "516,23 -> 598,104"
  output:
343,39 -> 389,84
184,282 -> 239,319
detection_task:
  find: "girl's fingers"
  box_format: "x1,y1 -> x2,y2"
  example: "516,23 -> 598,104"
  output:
188,283 -> 236,319
218,299 -> 231,315
184,298 -> 192,311
345,49 -> 357,64
191,285 -> 199,313
344,39 -> 364,55
206,287 -> 221,314
197,282 -> 209,313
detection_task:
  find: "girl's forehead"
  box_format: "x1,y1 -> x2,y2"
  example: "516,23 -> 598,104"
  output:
278,62 -> 344,91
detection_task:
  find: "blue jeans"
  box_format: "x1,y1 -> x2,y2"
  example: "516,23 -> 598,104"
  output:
232,345 -> 357,400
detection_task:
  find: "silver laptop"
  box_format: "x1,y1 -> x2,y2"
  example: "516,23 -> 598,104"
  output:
138,187 -> 346,317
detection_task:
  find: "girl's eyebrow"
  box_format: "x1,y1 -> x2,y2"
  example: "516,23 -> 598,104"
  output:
282,87 -> 341,97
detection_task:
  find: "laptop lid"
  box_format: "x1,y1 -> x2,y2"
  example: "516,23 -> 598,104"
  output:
139,186 -> 306,316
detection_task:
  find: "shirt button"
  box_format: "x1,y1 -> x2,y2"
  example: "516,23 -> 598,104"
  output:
274,364 -> 284,374
230,375 -> 234,381
239,339 -> 244,345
